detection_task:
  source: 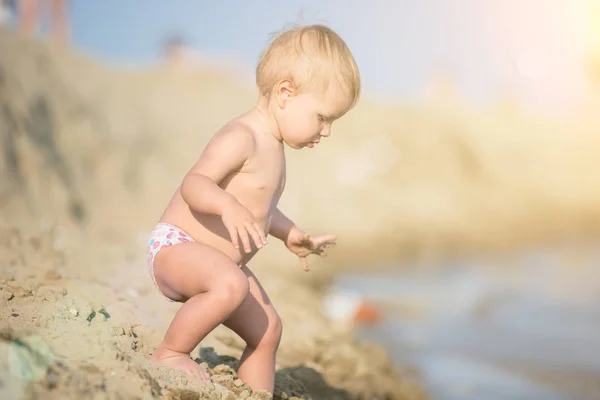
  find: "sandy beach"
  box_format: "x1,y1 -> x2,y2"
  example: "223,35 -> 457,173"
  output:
1,26 -> 599,400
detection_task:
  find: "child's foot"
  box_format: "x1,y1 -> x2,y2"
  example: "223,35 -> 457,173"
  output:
150,346 -> 210,380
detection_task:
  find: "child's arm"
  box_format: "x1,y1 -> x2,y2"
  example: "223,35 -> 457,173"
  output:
180,127 -> 267,252
181,128 -> 252,215
268,207 -> 297,242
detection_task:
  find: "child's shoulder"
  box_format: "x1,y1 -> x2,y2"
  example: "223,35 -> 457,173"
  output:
218,117 -> 257,139
205,116 -> 258,153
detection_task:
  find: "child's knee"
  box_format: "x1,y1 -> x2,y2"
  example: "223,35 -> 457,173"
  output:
213,269 -> 249,308
260,312 -> 283,349
272,313 -> 283,343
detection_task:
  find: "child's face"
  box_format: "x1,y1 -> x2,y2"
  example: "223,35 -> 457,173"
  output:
277,86 -> 351,149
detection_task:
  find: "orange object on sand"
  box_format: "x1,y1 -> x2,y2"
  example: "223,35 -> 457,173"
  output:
352,300 -> 383,326
323,289 -> 384,327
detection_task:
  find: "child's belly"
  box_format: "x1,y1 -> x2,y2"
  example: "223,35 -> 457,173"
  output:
159,189 -> 276,265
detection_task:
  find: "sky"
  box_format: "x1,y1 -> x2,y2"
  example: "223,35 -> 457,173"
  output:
61,1 -> 599,111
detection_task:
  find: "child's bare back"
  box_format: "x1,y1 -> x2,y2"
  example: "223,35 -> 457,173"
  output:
144,24 -> 361,394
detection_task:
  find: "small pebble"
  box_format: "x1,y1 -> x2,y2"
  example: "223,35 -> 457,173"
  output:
252,389 -> 273,400
7,282 -> 32,298
213,375 -> 233,383
112,326 -> 126,336
1,289 -> 14,301
69,309 -> 78,317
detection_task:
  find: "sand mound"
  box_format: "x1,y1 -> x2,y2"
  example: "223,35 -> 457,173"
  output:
0,222 -> 426,399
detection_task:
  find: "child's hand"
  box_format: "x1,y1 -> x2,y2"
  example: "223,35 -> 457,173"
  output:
221,198 -> 267,253
285,227 -> 336,271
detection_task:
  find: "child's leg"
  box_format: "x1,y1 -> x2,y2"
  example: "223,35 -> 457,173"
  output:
150,242 -> 250,380
223,265 -> 283,393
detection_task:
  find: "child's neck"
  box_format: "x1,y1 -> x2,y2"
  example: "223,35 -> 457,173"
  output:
253,96 -> 283,144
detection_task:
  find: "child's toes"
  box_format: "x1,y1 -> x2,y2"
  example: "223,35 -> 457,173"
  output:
200,370 -> 210,380
194,365 -> 210,380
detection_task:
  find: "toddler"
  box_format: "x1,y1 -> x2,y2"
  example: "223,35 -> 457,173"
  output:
147,23 -> 361,393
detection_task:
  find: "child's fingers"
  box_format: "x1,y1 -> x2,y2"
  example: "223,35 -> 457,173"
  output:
317,234 -> 337,244
237,227 -> 252,253
313,248 -> 327,257
227,227 -> 240,249
299,256 -> 310,272
254,222 -> 267,245
246,223 -> 264,249
296,233 -> 311,246
311,236 -> 336,249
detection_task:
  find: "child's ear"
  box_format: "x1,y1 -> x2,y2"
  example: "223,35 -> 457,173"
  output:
275,80 -> 295,108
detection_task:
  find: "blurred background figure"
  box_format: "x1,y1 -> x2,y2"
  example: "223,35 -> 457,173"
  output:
160,33 -> 203,71
161,34 -> 190,67
15,0 -> 69,45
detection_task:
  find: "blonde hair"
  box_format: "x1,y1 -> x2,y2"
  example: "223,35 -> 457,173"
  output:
256,24 -> 361,108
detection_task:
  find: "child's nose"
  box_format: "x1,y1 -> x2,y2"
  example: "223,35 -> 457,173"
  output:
320,125 -> 331,137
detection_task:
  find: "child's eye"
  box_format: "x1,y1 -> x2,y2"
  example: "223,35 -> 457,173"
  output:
318,115 -> 326,122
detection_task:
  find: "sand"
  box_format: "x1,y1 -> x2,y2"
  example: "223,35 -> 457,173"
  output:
0,223 -> 425,399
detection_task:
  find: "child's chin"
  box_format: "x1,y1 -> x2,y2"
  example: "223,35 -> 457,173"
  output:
285,141 -> 304,149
